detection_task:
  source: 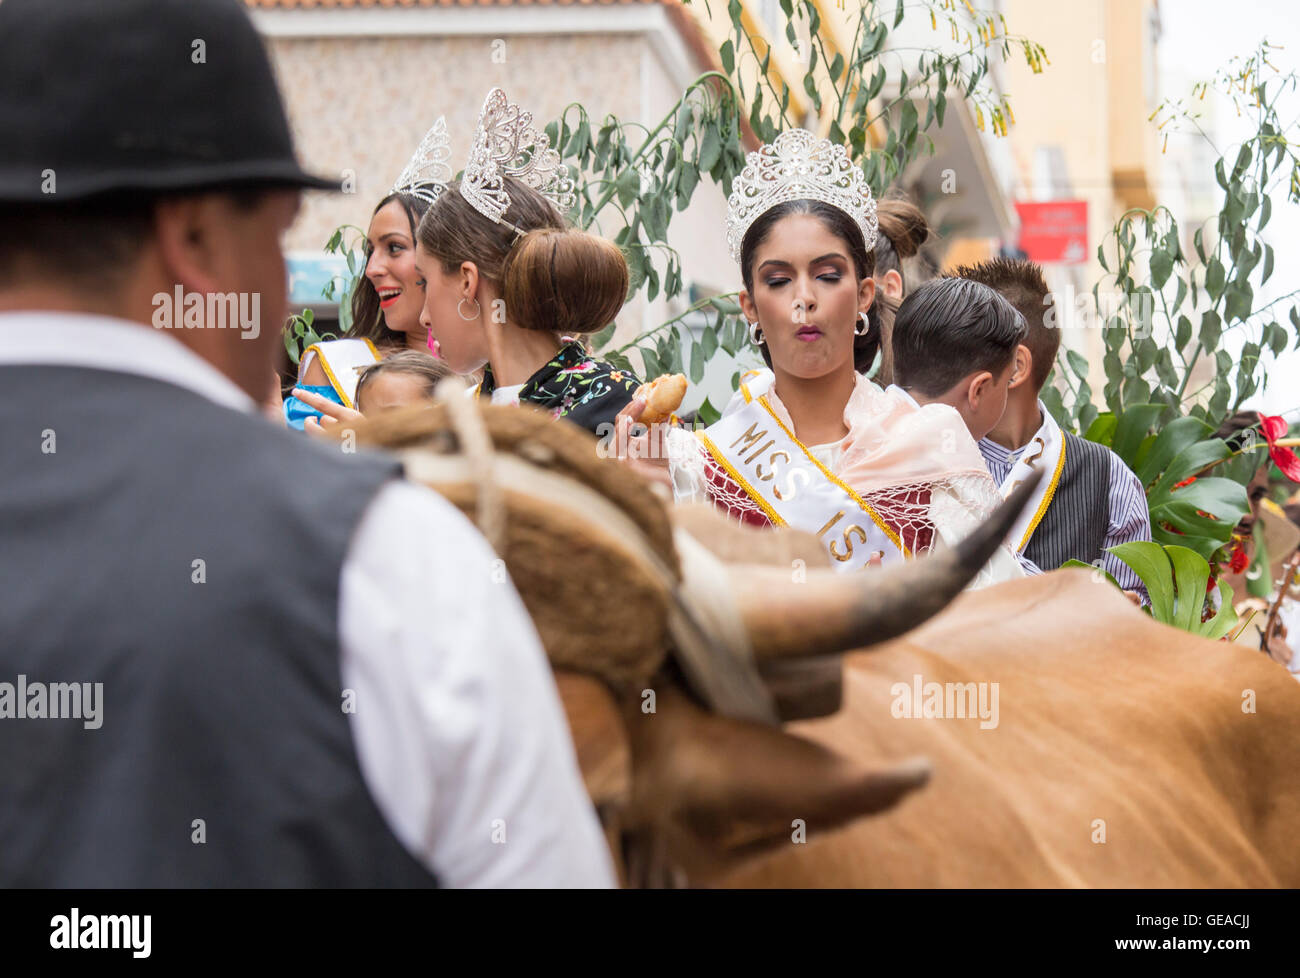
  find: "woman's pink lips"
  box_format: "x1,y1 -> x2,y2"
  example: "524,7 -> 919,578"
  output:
379,293 -> 400,309
795,326 -> 823,341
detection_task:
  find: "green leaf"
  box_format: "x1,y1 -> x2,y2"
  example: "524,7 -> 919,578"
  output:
1149,476 -> 1248,559
689,340 -> 706,384
615,168 -> 640,209
1150,246 -> 1174,289
1200,309 -> 1222,349
1066,349 -> 1090,380
1200,579 -> 1239,640
1083,412 -> 1117,446
1111,403 -> 1164,466
1134,416 -> 1215,489
894,0 -> 904,27
720,39 -> 735,74
700,325 -> 719,360
1109,541 -> 1175,623
590,321 -> 617,353
696,396 -> 722,427
698,125 -> 722,173
1060,559 -> 1122,591
1167,545 -> 1212,632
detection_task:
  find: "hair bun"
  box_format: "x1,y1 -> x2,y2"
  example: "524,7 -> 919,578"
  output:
501,228 -> 629,334
876,196 -> 929,259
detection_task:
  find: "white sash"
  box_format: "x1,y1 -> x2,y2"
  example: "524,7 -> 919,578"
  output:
698,387 -> 906,571
996,408 -> 1066,553
302,338 -> 381,408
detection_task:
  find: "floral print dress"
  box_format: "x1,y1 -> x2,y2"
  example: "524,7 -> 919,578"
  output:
475,340 -> 641,434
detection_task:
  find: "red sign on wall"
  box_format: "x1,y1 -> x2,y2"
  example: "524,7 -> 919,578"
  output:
1014,200 -> 1088,264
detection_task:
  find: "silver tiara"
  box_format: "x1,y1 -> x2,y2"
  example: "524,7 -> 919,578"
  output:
725,129 -> 877,264
461,87 -> 576,227
390,115 -> 452,206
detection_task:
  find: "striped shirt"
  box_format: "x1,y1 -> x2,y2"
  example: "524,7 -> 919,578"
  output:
978,405 -> 1152,597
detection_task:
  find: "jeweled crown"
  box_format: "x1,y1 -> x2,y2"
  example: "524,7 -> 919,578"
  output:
390,115 -> 452,206
461,87 -> 576,227
725,129 -> 878,264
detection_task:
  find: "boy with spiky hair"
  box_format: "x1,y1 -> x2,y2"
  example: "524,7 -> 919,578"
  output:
952,258 -> 1151,596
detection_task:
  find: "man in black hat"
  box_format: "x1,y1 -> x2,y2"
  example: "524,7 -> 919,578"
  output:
0,0 -> 613,887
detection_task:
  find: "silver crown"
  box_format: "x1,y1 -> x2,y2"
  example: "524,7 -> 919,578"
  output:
390,115 -> 452,206
725,129 -> 878,264
461,87 -> 576,226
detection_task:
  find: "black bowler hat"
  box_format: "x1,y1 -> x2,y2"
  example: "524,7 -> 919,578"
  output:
0,0 -> 341,202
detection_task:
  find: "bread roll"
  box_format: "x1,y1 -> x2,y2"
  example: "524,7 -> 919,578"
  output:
635,373 -> 687,424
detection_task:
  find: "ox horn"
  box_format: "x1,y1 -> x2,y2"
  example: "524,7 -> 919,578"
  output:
734,470 -> 1043,661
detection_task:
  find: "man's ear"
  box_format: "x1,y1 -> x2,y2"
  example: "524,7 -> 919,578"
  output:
966,370 -> 994,411
153,195 -> 224,296
1008,344 -> 1033,390
877,268 -> 904,300
738,289 -> 758,325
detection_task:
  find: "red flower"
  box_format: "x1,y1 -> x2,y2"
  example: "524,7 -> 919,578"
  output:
1173,475 -> 1197,489
1260,414 -> 1300,483
1228,540 -> 1250,574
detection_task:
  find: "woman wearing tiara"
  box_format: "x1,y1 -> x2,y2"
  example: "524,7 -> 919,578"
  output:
719,192 -> 930,409
411,88 -> 640,434
285,117 -> 452,430
621,129 -> 1023,586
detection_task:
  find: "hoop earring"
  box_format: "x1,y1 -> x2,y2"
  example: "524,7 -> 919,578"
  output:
748,320 -> 764,346
457,297 -> 481,322
855,311 -> 870,337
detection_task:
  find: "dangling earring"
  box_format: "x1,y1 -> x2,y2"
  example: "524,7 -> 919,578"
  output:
457,297 -> 481,321
855,311 -> 870,336
748,320 -> 764,346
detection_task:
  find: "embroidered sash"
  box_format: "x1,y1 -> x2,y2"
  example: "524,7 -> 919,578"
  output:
996,408 -> 1066,553
698,386 -> 906,570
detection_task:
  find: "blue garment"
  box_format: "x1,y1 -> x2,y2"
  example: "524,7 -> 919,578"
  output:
283,384 -> 343,431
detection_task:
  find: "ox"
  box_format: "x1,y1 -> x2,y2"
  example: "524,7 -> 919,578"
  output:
353,393 -> 1300,887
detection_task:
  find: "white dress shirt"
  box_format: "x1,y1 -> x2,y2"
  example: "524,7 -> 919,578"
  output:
0,311 -> 615,888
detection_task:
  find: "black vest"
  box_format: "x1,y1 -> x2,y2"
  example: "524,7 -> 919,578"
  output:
0,365 -> 437,887
1023,431 -> 1111,572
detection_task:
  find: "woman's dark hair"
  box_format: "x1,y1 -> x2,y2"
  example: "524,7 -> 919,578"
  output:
419,179 -> 627,336
740,199 -> 880,373
872,195 -> 931,384
874,195 -> 930,290
418,176 -> 565,283
501,227 -> 628,335
347,191 -> 433,347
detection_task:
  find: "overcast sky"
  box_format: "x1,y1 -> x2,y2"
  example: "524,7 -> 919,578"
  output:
1159,0 -> 1300,416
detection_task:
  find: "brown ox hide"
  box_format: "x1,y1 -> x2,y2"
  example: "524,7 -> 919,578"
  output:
713,568 -> 1300,888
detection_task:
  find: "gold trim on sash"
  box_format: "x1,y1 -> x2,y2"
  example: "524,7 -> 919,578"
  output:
697,431 -> 787,527
1016,435 -> 1067,552
755,395 -> 906,555
738,369 -> 765,405
305,338 -> 382,409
